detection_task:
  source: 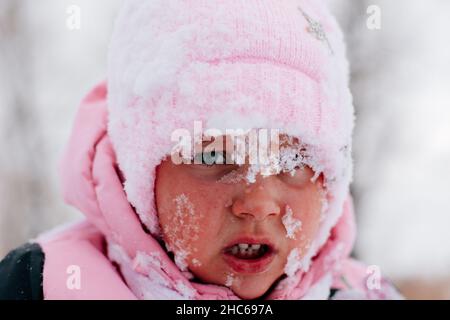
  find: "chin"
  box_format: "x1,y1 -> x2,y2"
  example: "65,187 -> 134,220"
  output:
232,283 -> 272,300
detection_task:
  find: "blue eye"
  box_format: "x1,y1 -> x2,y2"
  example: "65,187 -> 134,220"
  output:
194,150 -> 226,166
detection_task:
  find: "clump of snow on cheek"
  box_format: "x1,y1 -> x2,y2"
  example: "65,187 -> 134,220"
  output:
282,205 -> 302,240
225,273 -> 235,287
224,272 -> 242,289
164,194 -> 203,272
191,258 -> 202,267
284,248 -> 303,277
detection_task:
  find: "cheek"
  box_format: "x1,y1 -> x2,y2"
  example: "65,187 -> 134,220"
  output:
157,171 -> 234,264
282,186 -> 324,252
158,193 -> 202,264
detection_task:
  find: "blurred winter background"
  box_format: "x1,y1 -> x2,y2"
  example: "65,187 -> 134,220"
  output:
1,0 -> 449,299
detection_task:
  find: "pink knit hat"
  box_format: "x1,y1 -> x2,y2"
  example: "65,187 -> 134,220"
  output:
107,0 -> 354,268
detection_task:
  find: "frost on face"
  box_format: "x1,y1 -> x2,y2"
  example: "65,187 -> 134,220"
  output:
279,145 -> 305,175
319,189 -> 329,222
225,273 -> 234,287
284,248 -> 303,277
191,258 -> 202,267
245,164 -> 259,183
215,136 -> 322,188
163,193 -> 202,272
218,169 -> 245,184
174,194 -> 195,217
247,143 -> 315,184
282,205 -> 302,240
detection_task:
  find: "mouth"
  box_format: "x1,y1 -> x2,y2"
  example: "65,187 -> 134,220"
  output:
222,237 -> 276,274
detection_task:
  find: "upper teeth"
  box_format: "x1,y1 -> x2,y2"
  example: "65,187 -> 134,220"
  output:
238,243 -> 261,250
230,243 -> 264,256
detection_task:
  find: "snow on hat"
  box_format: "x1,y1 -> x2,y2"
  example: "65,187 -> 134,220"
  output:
107,0 -> 354,268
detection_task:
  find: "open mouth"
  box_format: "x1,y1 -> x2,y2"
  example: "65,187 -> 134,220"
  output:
225,243 -> 271,259
222,239 -> 276,274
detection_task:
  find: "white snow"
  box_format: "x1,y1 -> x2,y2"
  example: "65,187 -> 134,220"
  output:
174,194 -> 195,217
174,280 -> 196,299
2,0 -> 449,294
107,0 -> 354,237
284,248 -> 303,277
225,273 -> 234,287
108,242 -> 196,300
174,249 -> 189,272
133,250 -> 162,270
162,194 -> 203,272
191,258 -> 202,267
218,170 -> 245,184
282,205 -> 302,240
301,273 -> 333,300
245,165 -> 259,184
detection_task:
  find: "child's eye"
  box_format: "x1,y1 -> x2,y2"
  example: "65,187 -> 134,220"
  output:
194,150 -> 226,166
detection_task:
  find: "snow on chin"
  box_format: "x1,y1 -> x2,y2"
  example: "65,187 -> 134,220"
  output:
282,205 -> 302,240
225,273 -> 235,287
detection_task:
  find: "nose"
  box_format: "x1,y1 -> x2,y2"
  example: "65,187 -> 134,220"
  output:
231,175 -> 281,221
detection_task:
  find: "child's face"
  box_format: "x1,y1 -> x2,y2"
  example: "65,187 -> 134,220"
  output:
155,135 -> 324,299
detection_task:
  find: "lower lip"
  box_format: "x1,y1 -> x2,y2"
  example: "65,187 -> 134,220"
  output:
222,251 -> 276,274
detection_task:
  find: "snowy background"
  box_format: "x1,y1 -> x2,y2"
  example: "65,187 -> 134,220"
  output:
1,0 -> 449,299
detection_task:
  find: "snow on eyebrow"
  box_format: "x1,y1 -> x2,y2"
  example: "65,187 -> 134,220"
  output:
279,145 -> 305,174
246,144 -> 312,184
217,169 -> 245,184
215,141 -> 320,187
282,205 -> 302,240
284,248 -> 303,277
